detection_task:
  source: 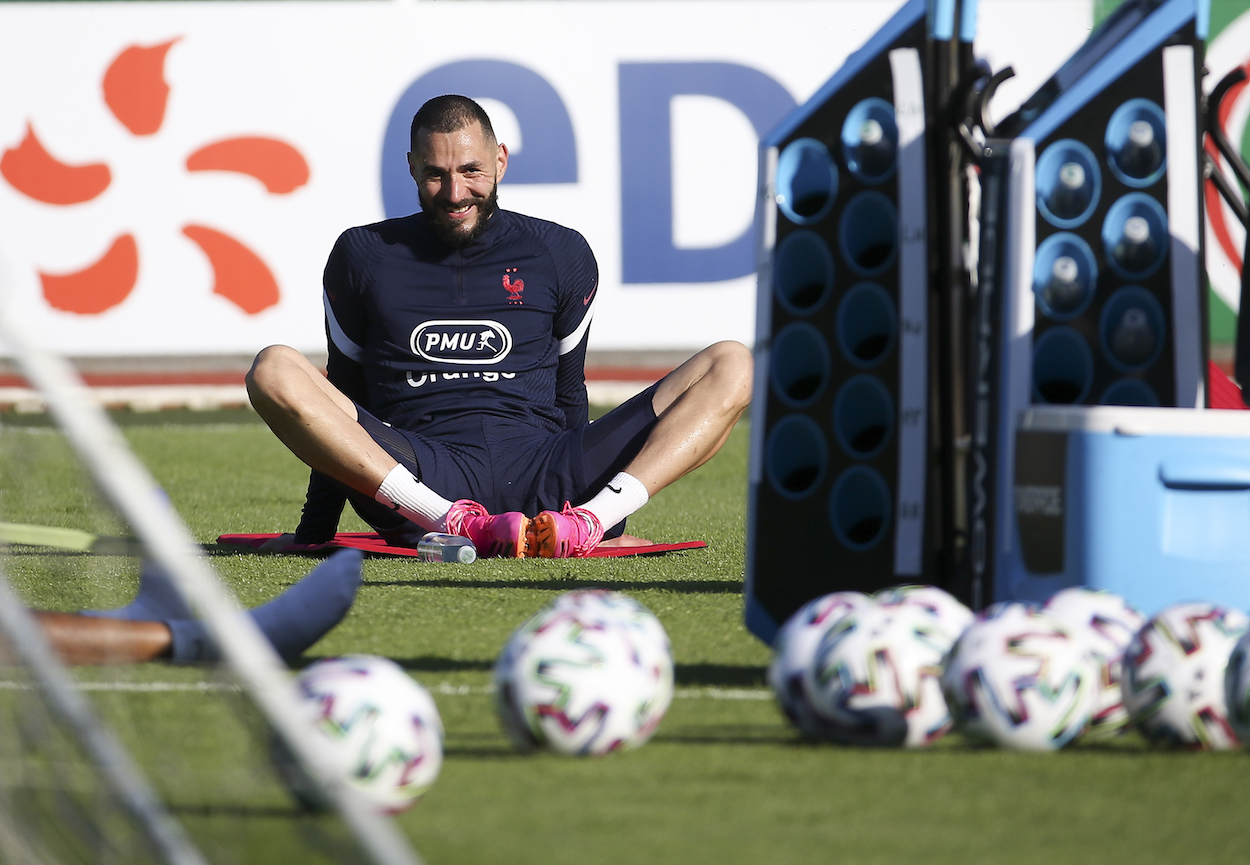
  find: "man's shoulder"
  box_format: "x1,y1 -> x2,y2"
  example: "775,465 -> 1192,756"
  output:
497,209 -> 577,235
496,210 -> 593,257
330,215 -> 432,269
341,213 -> 422,244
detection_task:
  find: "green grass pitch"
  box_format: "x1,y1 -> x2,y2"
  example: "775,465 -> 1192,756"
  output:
1,410 -> 1247,864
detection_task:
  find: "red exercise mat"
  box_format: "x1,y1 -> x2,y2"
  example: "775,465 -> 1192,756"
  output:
217,532 -> 706,558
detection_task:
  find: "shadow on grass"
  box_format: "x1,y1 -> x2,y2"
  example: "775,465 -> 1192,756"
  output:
653,728 -> 796,746
202,543 -> 271,557
437,731 -> 533,760
0,542 -> 327,559
0,542 -> 142,557
388,656 -> 494,674
374,656 -> 765,688
168,803 -> 312,819
674,663 -> 766,687
442,746 -> 533,760
365,576 -> 741,594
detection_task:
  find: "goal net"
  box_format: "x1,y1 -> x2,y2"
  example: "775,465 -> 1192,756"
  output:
0,301 -> 423,864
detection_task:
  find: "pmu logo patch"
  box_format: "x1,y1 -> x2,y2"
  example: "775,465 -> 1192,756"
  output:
410,320 -> 513,365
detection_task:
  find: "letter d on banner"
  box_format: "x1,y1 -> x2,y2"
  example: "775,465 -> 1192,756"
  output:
618,62 -> 796,284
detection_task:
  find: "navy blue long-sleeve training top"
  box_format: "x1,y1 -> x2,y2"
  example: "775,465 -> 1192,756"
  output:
293,209 -> 598,542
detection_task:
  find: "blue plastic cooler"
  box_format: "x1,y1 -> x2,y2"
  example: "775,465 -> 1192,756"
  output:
997,405 -> 1250,615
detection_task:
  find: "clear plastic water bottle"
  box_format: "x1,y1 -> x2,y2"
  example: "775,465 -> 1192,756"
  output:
1110,306 -> 1156,367
855,118 -> 896,178
416,532 -> 477,564
1112,215 -> 1157,274
1042,255 -> 1085,315
1047,161 -> 1092,220
1116,120 -> 1164,180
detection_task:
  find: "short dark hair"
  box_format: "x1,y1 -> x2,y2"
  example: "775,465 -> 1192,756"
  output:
409,95 -> 496,151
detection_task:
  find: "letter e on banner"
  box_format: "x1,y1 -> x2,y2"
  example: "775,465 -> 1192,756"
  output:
381,60 -> 578,217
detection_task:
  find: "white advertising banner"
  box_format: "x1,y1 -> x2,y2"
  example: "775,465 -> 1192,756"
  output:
0,0 -> 1092,358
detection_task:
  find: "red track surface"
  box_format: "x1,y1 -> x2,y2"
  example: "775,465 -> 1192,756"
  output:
4,363 -> 1243,408
0,366 -> 675,389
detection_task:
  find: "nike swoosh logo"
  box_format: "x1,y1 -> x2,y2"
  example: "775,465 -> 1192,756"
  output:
607,484 -> 621,494
583,287 -> 597,306
389,501 -> 402,511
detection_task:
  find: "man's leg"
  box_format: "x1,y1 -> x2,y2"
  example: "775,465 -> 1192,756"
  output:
531,341 -> 753,557
246,345 -> 399,494
54,549 -> 363,665
621,340 -> 754,492
246,345 -> 528,556
32,614 -> 172,665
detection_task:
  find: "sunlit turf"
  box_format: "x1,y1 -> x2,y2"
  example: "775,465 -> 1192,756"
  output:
1,409 -> 1248,864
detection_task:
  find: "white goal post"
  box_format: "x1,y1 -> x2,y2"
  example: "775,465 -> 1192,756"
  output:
0,562 -> 208,865
0,277 -> 424,865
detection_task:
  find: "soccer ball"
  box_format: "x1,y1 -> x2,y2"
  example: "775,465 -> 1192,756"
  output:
940,602 -> 1098,750
1043,587 -> 1145,736
1121,602 -> 1250,749
1224,631 -> 1250,744
874,584 -> 974,648
805,602 -> 954,746
494,591 -> 674,755
290,655 -> 444,813
548,589 -> 671,647
767,592 -> 874,737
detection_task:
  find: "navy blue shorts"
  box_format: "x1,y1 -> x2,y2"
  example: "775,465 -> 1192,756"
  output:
344,383 -> 660,540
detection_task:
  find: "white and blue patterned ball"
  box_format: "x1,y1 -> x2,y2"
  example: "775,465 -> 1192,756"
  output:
767,592 -> 875,738
1043,587 -> 1145,736
292,654 -> 444,813
1223,630 -> 1250,745
1122,602 -> 1249,749
804,602 -> 955,747
940,602 -> 1097,750
874,584 -> 974,648
494,591 -> 673,756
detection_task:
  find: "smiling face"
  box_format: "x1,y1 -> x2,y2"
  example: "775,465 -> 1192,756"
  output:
408,120 -> 508,248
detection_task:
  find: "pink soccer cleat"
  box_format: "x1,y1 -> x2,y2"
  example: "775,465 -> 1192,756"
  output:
529,503 -> 605,558
444,499 -> 531,558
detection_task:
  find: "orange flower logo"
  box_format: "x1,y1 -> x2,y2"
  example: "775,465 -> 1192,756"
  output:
0,39 -> 308,316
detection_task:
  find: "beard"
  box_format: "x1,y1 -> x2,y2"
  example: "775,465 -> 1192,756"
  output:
421,183 -> 500,249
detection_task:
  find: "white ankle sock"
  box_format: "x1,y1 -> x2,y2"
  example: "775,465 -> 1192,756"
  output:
580,472 -> 649,530
374,465 -> 452,530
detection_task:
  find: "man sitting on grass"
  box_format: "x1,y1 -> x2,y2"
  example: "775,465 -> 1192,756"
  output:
246,95 -> 751,558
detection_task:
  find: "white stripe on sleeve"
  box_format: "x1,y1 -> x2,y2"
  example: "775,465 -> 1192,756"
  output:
558,295 -> 597,356
323,292 -> 364,362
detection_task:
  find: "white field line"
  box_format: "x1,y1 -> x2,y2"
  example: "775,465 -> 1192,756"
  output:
2,422 -> 261,434
0,680 -> 242,693
672,687 -> 771,701
0,679 -> 772,700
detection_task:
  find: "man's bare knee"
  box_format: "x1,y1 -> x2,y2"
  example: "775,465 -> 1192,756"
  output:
248,344 -> 302,385
248,346 -> 358,426
247,345 -> 310,399
708,341 -> 753,397
653,340 -> 753,417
